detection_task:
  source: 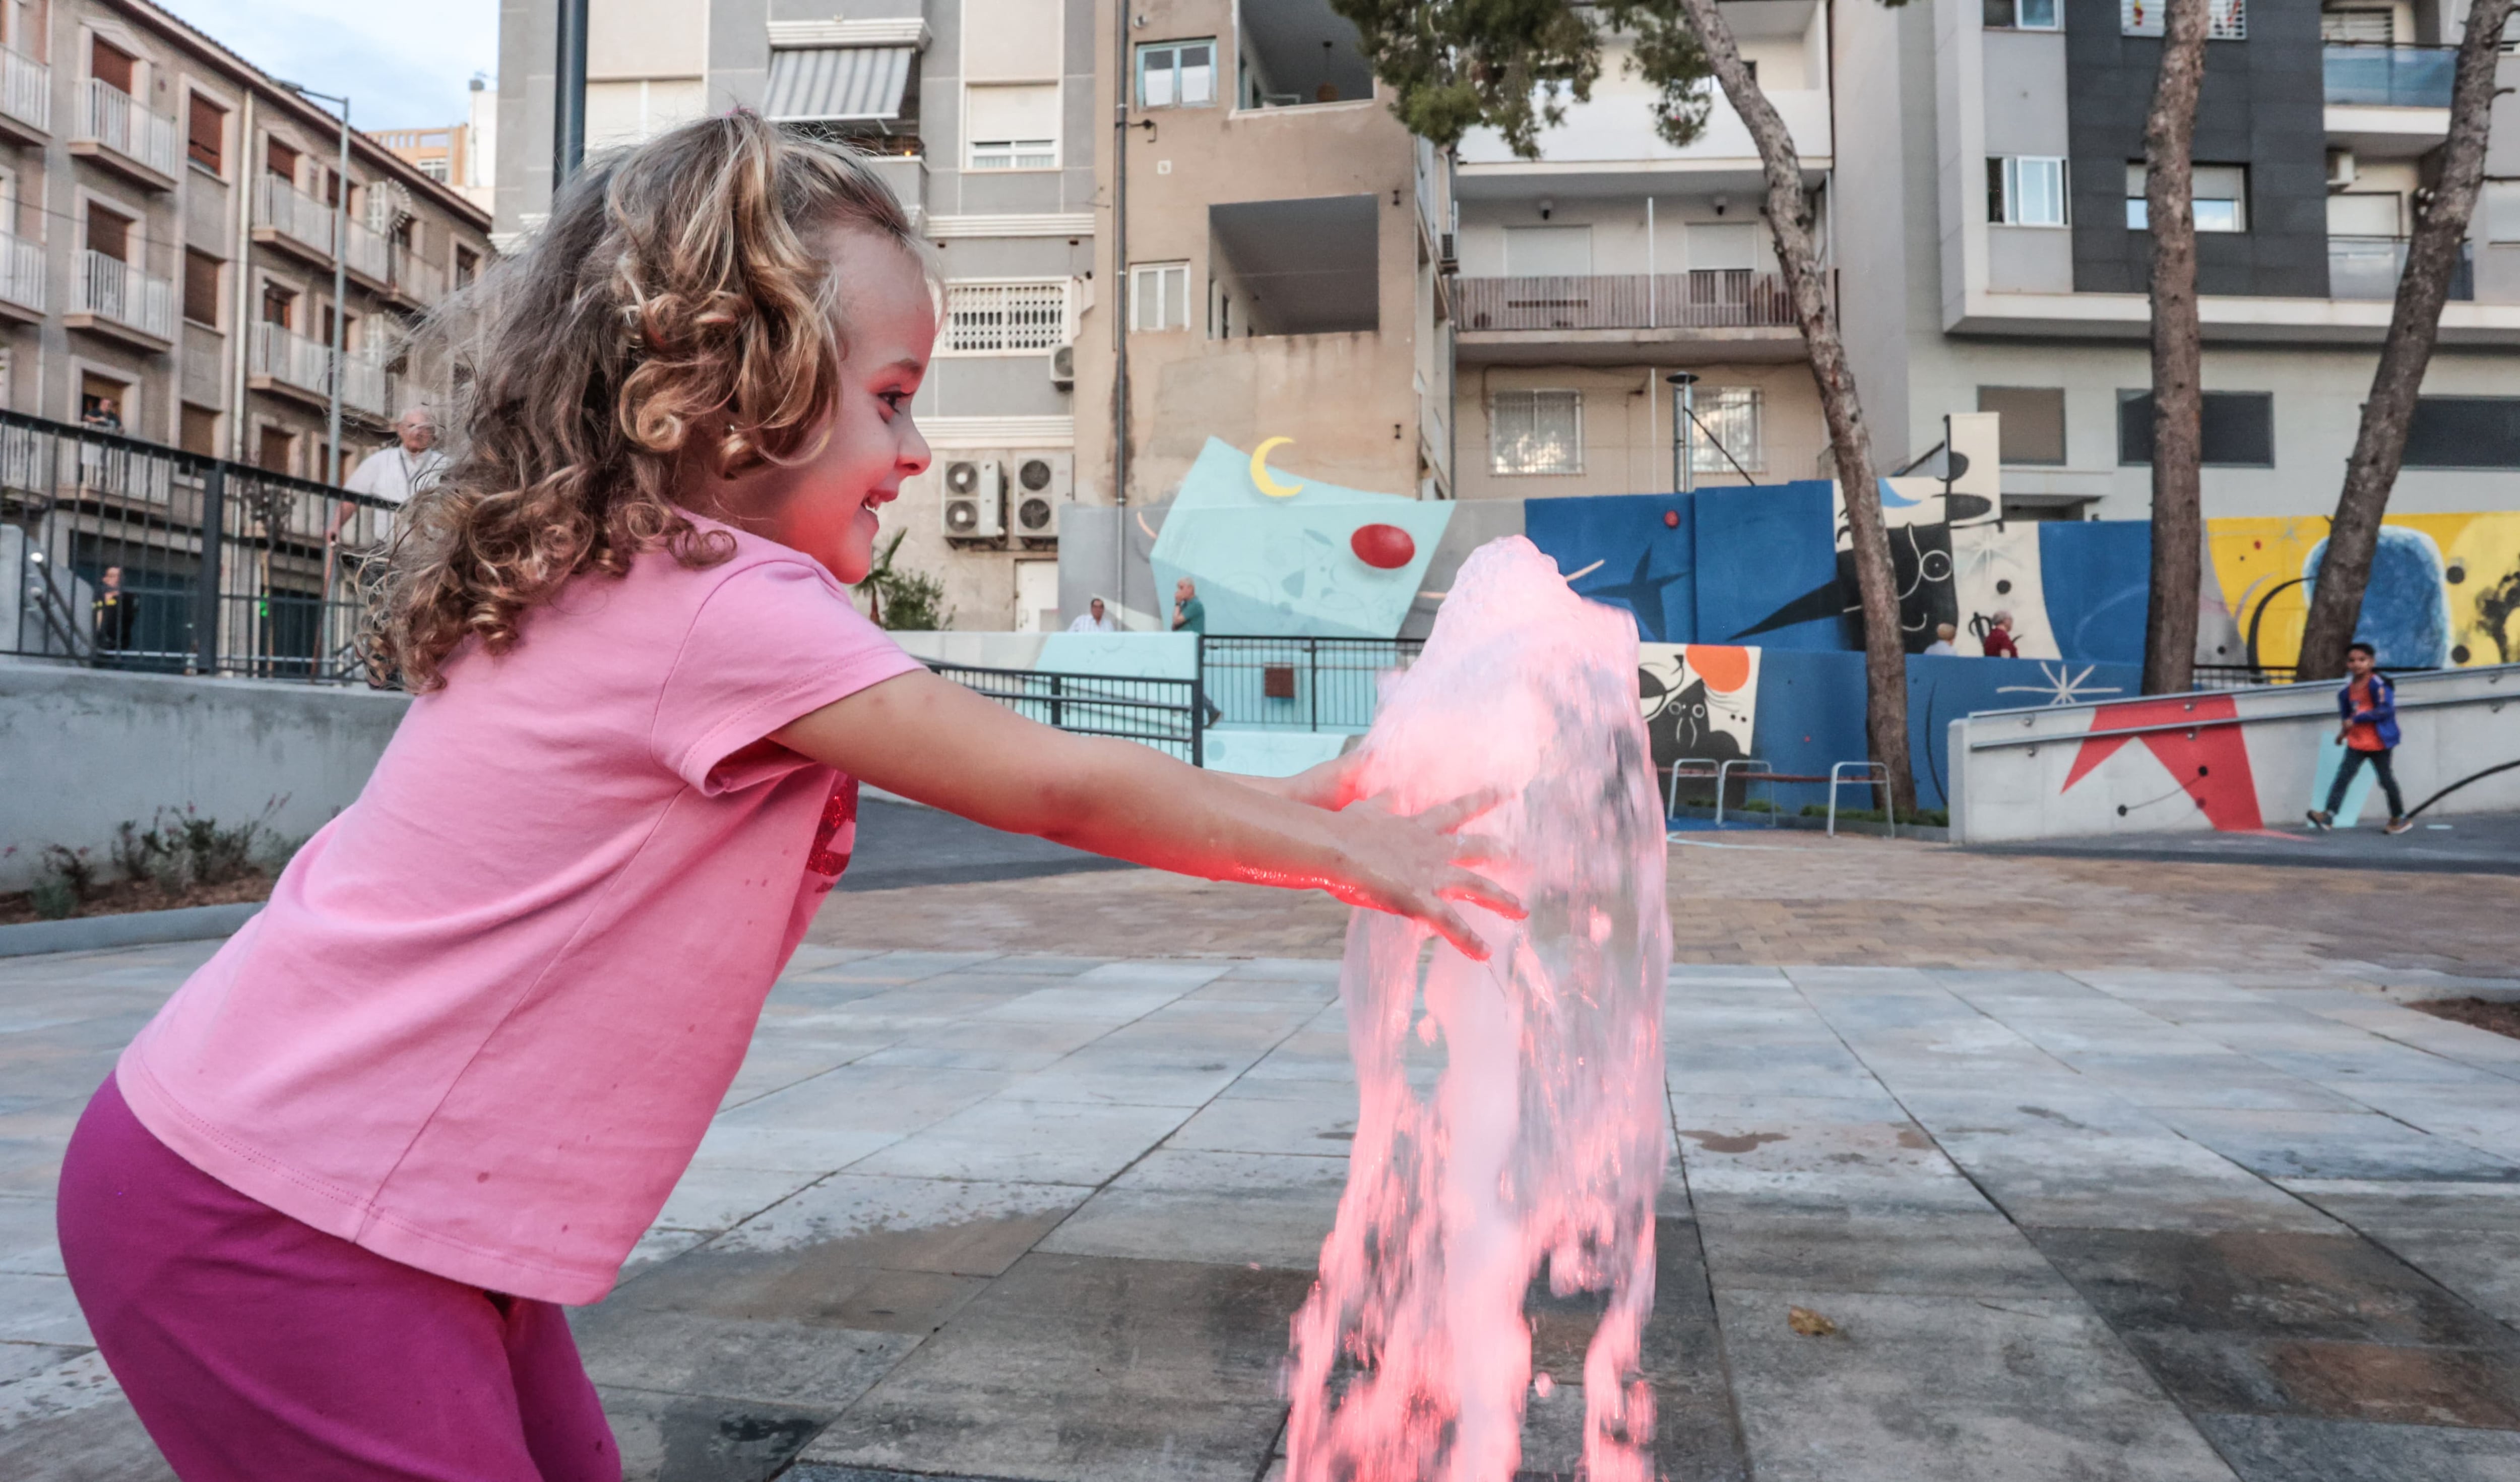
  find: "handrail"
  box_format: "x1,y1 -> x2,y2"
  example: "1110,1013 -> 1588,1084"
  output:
1828,762 -> 1891,838
1964,683 -> 2516,752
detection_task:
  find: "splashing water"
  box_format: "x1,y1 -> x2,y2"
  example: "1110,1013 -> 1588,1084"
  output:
1285,536 -> 1672,1482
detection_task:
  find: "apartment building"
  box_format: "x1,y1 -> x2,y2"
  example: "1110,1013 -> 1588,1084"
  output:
375,75 -> 499,218
1447,7 -> 1836,503
0,0 -> 489,476
1835,0 -> 2520,520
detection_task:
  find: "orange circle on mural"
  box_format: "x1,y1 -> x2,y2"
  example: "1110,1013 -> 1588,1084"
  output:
1687,644 -> 1753,693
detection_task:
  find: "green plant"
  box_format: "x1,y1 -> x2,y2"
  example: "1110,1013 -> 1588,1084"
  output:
28,875 -> 75,920
851,531 -> 955,632
1800,804 -> 1948,828
27,843 -> 94,919
112,801 -> 282,892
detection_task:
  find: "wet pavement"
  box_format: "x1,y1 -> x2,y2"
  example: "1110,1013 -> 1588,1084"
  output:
4,941 -> 2519,1480
1971,809 -> 2520,877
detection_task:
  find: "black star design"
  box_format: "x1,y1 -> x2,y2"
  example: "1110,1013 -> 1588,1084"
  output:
1579,549 -> 1687,643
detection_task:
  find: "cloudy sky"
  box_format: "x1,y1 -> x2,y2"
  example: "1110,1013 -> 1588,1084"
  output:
158,0 -> 500,132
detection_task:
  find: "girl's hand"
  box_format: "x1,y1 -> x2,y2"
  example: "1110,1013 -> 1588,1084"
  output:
1312,790 -> 1521,961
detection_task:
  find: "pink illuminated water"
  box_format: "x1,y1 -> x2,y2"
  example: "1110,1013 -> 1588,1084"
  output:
1285,536 -> 1672,1482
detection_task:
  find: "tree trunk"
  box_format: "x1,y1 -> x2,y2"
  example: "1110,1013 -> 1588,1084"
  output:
2296,0 -> 2517,681
1668,0 -> 1914,815
2140,0 -> 2211,697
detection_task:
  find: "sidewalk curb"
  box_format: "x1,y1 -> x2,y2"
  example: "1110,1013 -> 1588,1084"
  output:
0,902 -> 261,958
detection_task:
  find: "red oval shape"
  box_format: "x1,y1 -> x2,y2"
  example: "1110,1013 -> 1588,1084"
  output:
1663,509 -> 1681,528
1351,523 -> 1416,570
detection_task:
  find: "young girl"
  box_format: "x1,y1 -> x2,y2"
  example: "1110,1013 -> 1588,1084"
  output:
56,115 -> 1514,1481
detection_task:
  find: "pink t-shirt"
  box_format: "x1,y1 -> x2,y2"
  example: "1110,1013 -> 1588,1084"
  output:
117,520 -> 924,1304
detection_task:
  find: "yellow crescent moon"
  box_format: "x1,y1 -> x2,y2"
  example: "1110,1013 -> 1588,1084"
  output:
1250,437 -> 1304,498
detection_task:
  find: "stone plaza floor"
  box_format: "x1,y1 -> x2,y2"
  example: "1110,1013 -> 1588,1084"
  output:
3,834 -> 2519,1480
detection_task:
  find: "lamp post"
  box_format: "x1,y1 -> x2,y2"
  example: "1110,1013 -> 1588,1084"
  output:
279,82 -> 351,486
1666,371 -> 1698,494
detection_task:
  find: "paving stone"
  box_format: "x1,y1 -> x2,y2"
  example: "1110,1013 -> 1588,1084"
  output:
2193,1412 -> 2520,1482
798,1253 -> 1306,1482
572,1307 -> 919,1411
1166,1081 -> 1358,1155
2156,1108 -> 2520,1184
0,1396 -> 177,1482
1714,1287 -> 2236,1482
600,1386 -> 832,1482
651,1165 -> 828,1233
1671,1094 -> 1992,1217
1036,1150 -> 1345,1270
2282,1181 -> 2520,1326
705,1175 -> 1088,1277
1695,1210 -> 2075,1299
0,1274 -> 91,1347
846,1097 -> 1190,1185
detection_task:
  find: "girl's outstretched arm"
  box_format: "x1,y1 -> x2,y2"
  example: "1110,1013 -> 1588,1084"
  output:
771,670 -> 1521,958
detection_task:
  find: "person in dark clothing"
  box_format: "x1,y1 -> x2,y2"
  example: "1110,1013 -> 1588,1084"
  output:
2307,642 -> 2410,835
1980,610 -> 2020,659
93,565 -> 137,655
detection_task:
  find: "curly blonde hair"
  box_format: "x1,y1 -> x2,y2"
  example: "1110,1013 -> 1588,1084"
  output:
366,113 -> 923,691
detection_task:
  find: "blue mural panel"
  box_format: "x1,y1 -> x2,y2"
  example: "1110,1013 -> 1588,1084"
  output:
1904,654 -> 2141,810
1695,480 -> 1847,651
1524,493 -> 1696,644
1740,649 -> 1870,816
2038,521 -> 2152,666
2303,525 -> 2453,669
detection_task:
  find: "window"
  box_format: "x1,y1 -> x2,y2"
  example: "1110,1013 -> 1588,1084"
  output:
2321,5 -> 2394,42
182,249 -> 220,327
1988,157 -> 2069,226
187,94 -> 226,173
1979,387 -> 2067,465
257,425 -> 293,475
266,138 -> 299,184
90,38 -> 135,95
2117,390 -> 2275,467
262,283 -> 294,329
1685,222 -> 1760,270
943,280 -> 1068,353
1129,261 -> 1189,332
2123,0 -> 2245,37
179,404 -> 219,457
455,247 -> 478,289
85,203 -> 130,262
1503,225 -> 1593,276
1985,0 -> 2060,28
966,83 -> 1058,171
1490,389 -> 1583,476
2403,398 -> 2520,469
2126,163 -> 2247,232
1690,388 -> 1765,473
2482,182 -> 2520,244
1138,41 -> 1215,108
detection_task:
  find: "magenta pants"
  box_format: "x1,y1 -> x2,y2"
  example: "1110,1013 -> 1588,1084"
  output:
57,1075 -> 621,1482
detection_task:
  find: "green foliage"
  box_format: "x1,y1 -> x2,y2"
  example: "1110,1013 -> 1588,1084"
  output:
112,804 -> 276,892
852,531 -> 955,632
1799,803 -> 1949,827
30,844 -> 92,919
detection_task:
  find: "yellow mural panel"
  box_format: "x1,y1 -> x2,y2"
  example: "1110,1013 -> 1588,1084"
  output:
2206,517 -> 2328,670
2444,512 -> 2520,666
2204,513 -> 2515,670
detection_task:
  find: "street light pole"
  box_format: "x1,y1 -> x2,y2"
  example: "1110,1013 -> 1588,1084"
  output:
555,0 -> 589,186
282,82 -> 353,486
1666,371 -> 1698,494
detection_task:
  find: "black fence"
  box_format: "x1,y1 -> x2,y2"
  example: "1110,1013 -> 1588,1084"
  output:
926,660 -> 1206,766
1199,635 -> 1422,732
2,408 -> 401,683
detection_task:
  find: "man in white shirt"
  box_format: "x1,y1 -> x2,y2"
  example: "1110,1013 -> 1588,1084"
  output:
330,407 -> 450,548
1922,622 -> 1959,657
1065,596 -> 1118,633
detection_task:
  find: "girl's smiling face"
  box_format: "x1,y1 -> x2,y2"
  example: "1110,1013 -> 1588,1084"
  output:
694,227 -> 935,583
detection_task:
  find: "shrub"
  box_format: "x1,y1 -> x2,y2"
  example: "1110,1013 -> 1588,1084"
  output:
852,531 -> 955,632
112,801 -> 281,891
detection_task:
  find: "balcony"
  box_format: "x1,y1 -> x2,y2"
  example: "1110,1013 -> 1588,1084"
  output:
2324,44 -> 2455,107
0,232 -> 43,322
1455,271 -> 1805,362
69,251 -> 172,348
253,175 -> 336,265
71,78 -> 178,188
2329,235 -> 2474,301
342,218 -> 389,288
248,323 -> 388,418
386,246 -> 448,309
0,47 -> 48,145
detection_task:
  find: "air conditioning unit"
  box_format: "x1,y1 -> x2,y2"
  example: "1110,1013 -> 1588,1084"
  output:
1437,231 -> 1459,274
1011,451 -> 1075,543
2326,148 -> 2357,191
941,458 -> 1004,540
1049,343 -> 1075,391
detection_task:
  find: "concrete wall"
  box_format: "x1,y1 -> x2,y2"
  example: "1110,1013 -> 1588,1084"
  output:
0,662 -> 408,890
1950,663 -> 2520,843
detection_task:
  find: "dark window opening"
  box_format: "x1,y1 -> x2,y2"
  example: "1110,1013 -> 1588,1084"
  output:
187,93 -> 226,172
2117,390 -> 2275,467
179,404 -> 219,456
2403,397 -> 2520,469
1979,386 -> 2067,465
266,138 -> 299,183
90,39 -> 135,95
182,249 -> 220,326
85,204 -> 130,262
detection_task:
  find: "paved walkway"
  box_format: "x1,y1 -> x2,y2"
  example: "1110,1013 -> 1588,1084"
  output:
5,925 -> 2518,1480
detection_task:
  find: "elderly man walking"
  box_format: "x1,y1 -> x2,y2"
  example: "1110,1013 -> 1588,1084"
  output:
332,407 -> 449,544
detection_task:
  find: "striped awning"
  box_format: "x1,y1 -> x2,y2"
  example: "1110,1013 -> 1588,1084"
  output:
766,46 -> 914,121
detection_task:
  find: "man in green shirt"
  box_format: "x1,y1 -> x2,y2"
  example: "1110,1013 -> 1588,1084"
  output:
1171,577 -> 1207,634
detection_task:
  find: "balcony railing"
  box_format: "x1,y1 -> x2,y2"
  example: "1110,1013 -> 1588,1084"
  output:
2329,235 -> 2474,300
0,232 -> 41,314
342,218 -> 389,283
255,174 -> 336,259
2324,44 -> 2456,107
0,47 -> 47,134
251,323 -> 388,416
77,251 -> 172,339
80,78 -> 178,175
1455,271 -> 1800,332
390,246 -> 448,305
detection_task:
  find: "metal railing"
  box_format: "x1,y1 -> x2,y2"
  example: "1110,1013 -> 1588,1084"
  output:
81,77 -> 177,175
343,217 -> 389,283
254,174 -> 336,259
2323,44 -> 2456,107
390,246 -> 448,305
2191,663 -> 2298,691
1200,635 -> 1422,732
2,408 -> 400,682
1455,270 -> 1799,332
926,660 -> 1205,765
0,47 -> 48,135
250,323 -> 389,416
0,232 -> 41,315
77,251 -> 172,339
2329,235 -> 2473,301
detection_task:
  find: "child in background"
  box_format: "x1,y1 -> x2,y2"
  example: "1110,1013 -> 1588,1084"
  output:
56,115 -> 1515,1482
2308,640 -> 2412,834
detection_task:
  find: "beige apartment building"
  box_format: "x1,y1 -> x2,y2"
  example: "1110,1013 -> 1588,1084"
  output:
0,0 -> 491,476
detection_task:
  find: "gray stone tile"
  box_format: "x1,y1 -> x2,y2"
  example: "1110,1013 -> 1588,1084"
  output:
1011,1044 -> 1265,1108
1697,1210 -> 2075,1299
846,1097 -> 1189,1184
573,1306 -> 919,1411
652,1165 -> 828,1233
800,1253 -> 1305,1482
2194,1412 -> 2520,1482
708,1175 -> 1088,1277
1717,1286 -> 2235,1481
2281,1181 -> 2520,1326
0,1274 -> 91,1347
600,1385 -> 832,1482
1672,1094 -> 1993,1217
0,1393 -> 177,1482
704,1064 -> 1013,1144
2157,1108 -> 2520,1184
1036,1150 -> 1345,1269
0,1193 -> 61,1276
1166,1084 -> 1356,1155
